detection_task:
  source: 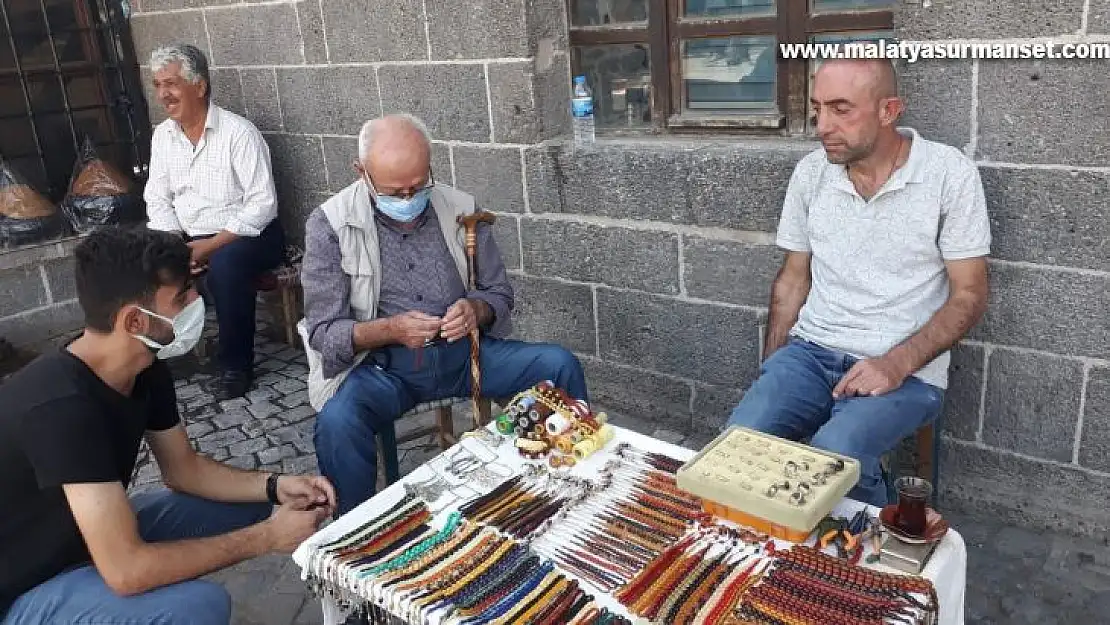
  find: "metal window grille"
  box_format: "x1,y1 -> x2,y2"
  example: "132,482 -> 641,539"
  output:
0,0 -> 149,202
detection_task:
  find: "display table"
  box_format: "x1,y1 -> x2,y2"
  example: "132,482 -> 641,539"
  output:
293,425 -> 966,624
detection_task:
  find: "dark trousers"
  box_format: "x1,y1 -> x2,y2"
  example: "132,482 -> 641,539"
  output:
195,221 -> 285,373
315,336 -> 588,514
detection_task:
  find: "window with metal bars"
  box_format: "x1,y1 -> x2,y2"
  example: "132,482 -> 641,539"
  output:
0,0 -> 149,203
568,0 -> 894,136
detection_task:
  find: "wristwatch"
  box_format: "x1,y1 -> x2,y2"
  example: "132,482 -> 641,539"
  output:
266,472 -> 282,505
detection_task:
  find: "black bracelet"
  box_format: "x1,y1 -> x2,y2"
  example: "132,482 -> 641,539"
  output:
266,472 -> 282,505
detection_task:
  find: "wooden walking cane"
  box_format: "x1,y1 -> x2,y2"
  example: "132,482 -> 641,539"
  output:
457,210 -> 496,429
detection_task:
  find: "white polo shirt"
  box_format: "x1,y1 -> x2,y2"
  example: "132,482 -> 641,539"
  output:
776,127 -> 991,389
144,104 -> 278,238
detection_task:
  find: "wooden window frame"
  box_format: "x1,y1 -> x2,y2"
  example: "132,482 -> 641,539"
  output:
567,1 -> 894,135
1,0 -> 150,200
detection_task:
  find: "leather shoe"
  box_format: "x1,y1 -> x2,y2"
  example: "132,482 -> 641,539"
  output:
215,369 -> 253,401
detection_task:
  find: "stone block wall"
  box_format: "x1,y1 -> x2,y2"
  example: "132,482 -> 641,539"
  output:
0,238 -> 83,349
129,0 -> 571,245
892,0 -> 1110,538
125,0 -> 1110,537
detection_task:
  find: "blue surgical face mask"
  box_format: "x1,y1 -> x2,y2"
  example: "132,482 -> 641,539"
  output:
364,173 -> 432,223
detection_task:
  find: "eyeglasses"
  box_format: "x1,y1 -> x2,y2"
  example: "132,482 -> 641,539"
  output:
364,169 -> 436,200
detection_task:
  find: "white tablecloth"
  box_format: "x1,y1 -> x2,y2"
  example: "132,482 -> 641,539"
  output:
293,425 -> 966,624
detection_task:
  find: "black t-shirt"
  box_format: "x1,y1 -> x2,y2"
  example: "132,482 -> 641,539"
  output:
0,348 -> 180,613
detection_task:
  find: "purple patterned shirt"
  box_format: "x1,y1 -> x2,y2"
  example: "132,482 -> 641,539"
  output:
302,203 -> 514,378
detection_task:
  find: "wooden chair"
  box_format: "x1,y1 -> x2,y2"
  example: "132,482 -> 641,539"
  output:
254,253 -> 303,347
192,247 -> 303,359
374,396 -> 493,488
882,415 -> 943,507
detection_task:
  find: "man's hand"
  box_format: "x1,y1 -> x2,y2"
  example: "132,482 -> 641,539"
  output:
264,504 -> 330,554
187,231 -> 239,275
276,475 -> 336,513
390,311 -> 443,348
832,356 -> 909,399
187,238 -> 219,275
441,298 -> 485,343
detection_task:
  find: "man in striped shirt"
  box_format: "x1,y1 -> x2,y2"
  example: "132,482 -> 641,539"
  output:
144,43 -> 284,400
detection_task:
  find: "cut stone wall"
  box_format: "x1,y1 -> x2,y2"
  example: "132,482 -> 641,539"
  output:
0,238 -> 83,349
892,0 -> 1110,538
129,0 -> 570,243
125,0 -> 1110,537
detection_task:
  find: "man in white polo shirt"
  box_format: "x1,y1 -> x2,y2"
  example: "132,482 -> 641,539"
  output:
144,43 -> 285,400
726,58 -> 991,507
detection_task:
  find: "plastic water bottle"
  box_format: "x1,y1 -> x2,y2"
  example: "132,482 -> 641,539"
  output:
571,75 -> 595,143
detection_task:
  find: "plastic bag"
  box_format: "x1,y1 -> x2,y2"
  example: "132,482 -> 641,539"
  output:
0,160 -> 55,219
60,137 -> 144,234
0,159 -> 63,248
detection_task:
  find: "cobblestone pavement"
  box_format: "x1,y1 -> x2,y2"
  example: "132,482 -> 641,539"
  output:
130,333 -> 1110,625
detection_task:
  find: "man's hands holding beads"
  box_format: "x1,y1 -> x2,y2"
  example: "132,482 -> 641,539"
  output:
441,298 -> 488,343
264,475 -> 335,553
266,504 -> 330,553
391,310 -> 443,349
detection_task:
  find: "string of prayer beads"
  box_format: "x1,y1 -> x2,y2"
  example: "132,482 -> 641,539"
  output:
734,545 -> 940,625
527,446 -> 726,593
307,501 -> 632,624
612,525 -> 767,625
303,433 -> 940,625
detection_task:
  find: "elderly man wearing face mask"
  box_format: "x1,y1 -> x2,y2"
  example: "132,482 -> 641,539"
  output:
301,113 -> 588,515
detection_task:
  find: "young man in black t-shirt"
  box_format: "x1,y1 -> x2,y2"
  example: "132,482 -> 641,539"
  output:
0,227 -> 335,624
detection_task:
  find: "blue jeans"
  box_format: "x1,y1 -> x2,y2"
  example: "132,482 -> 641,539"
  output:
726,337 -> 945,507
196,220 -> 285,373
316,336 -> 587,514
3,491 -> 272,625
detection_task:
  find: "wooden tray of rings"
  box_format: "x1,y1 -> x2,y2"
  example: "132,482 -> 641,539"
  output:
676,426 -> 860,542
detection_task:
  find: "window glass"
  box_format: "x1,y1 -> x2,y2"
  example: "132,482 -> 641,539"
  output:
682,36 -> 776,113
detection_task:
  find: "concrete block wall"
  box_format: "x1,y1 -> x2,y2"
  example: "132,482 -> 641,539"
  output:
128,0 -> 572,244
892,0 -> 1110,537
125,0 -> 1110,537
511,138 -> 811,438
0,238 -> 83,348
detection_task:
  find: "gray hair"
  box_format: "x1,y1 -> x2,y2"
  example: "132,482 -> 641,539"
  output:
150,43 -> 211,102
357,114 -> 432,162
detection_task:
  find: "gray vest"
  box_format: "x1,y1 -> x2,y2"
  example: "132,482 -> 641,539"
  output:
298,180 -> 475,411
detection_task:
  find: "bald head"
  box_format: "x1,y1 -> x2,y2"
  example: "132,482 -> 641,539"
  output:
810,58 -> 904,165
356,114 -> 433,197
815,58 -> 898,101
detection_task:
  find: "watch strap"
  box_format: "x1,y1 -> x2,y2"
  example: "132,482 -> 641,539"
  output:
266,472 -> 282,505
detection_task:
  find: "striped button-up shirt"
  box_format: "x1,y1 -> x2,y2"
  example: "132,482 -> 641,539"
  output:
144,105 -> 278,237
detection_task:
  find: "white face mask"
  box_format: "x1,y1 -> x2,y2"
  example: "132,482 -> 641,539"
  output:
132,297 -> 206,360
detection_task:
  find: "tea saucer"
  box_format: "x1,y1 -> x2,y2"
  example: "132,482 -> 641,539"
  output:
879,504 -> 949,545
